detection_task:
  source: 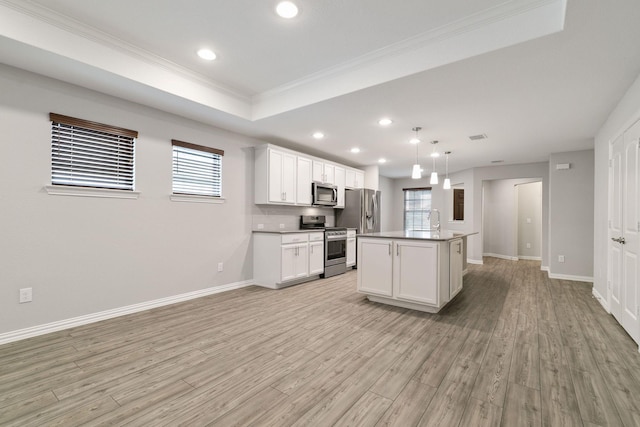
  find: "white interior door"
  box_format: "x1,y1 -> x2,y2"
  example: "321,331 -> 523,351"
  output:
609,121 -> 640,344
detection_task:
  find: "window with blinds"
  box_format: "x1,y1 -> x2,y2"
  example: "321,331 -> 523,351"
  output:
172,140 -> 224,197
403,187 -> 432,231
50,113 -> 137,190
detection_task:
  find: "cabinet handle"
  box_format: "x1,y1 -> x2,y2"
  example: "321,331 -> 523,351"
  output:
389,243 -> 392,256
396,244 -> 399,256
457,242 -> 462,254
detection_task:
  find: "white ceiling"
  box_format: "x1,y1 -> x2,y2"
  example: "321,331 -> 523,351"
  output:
1,0 -> 640,177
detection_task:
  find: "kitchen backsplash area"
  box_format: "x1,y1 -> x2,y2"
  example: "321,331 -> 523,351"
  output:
252,205 -> 335,231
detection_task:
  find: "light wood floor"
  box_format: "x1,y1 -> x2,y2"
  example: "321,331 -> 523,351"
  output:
1,258 -> 640,426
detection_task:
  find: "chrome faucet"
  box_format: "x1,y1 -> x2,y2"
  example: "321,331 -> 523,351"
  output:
428,209 -> 440,231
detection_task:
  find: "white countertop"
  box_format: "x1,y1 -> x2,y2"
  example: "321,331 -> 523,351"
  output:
252,229 -> 325,234
358,230 -> 478,242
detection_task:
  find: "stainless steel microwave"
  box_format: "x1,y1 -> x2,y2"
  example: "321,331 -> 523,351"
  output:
312,182 -> 338,206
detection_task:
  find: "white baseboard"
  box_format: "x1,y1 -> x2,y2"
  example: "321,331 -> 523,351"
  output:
483,253 -> 519,261
0,279 -> 254,346
592,287 -> 610,313
547,272 -> 594,283
518,256 -> 542,261
467,258 -> 483,265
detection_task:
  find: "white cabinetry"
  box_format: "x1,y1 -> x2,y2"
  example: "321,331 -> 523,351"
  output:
346,169 -> 365,189
449,239 -> 463,299
394,241 -> 439,305
346,229 -> 356,267
357,238 -> 393,296
255,147 -> 297,205
309,232 -> 325,275
335,166 -> 345,208
296,156 -> 312,205
357,236 -> 464,313
254,232 -> 324,289
313,161 -> 335,184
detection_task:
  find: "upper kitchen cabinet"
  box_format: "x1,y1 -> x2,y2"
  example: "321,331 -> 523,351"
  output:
313,160 -> 335,184
296,156 -> 312,205
334,166 -> 345,209
255,146 -> 296,205
345,169 -> 365,189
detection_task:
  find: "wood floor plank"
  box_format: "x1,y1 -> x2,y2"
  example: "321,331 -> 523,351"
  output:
501,383 -> 542,427
374,380 -> 436,427
2,259 -> 639,426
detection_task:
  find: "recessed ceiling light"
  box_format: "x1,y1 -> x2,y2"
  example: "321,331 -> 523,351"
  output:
312,132 -> 324,139
469,134 -> 488,141
276,1 -> 298,18
378,158 -> 387,164
409,138 -> 420,144
430,152 -> 440,158
350,148 -> 360,153
197,48 -> 216,61
378,118 -> 393,126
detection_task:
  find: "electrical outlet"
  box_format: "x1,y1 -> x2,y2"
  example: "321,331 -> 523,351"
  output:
558,255 -> 565,263
257,223 -> 264,229
279,224 -> 285,229
19,287 -> 32,303
526,243 -> 531,249
218,262 -> 223,272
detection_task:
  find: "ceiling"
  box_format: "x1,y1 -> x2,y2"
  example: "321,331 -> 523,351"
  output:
1,0 -> 640,177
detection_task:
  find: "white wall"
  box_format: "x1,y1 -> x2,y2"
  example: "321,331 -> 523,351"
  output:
0,65 -> 258,335
378,175 -> 394,232
517,181 -> 542,259
482,178 -> 540,260
548,150 -> 594,280
594,72 -> 640,303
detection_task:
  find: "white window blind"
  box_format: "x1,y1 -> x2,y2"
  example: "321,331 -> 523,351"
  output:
403,187 -> 432,231
172,140 -> 224,197
50,113 -> 137,190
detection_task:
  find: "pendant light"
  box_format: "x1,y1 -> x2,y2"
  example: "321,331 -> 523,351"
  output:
430,140 -> 439,184
411,127 -> 422,179
443,151 -> 451,190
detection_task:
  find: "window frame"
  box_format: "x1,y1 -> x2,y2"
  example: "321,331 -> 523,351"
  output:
403,187 -> 433,231
49,113 -> 138,194
171,139 -> 225,203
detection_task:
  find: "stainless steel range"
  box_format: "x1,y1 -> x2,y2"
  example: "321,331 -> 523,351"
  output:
300,215 -> 347,278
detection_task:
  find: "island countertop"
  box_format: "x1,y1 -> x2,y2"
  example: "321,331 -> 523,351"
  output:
358,230 -> 478,242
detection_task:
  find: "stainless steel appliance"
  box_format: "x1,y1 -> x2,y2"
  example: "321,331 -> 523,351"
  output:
323,227 -> 347,278
300,215 -> 347,278
312,182 -> 338,207
336,188 -> 381,234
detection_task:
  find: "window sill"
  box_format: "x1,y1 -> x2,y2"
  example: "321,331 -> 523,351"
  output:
171,194 -> 226,204
44,185 -> 140,199
448,220 -> 465,225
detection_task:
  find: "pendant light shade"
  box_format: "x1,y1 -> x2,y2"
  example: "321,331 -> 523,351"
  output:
443,178 -> 451,190
443,151 -> 451,190
430,171 -> 438,185
410,127 -> 422,179
412,164 -> 422,179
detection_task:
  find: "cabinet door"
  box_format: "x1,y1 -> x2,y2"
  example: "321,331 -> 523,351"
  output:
354,171 -> 365,189
346,237 -> 356,267
282,152 -> 296,204
324,164 -> 335,184
268,149 -> 284,203
297,156 -> 312,205
345,169 -> 356,188
312,160 -> 324,182
334,166 -> 345,208
449,239 -> 463,299
294,244 -> 309,279
394,241 -> 439,304
309,241 -> 324,275
281,245 -> 297,282
357,239 -> 393,296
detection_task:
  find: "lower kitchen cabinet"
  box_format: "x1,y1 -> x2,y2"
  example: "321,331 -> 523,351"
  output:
346,229 -> 356,268
357,235 -> 468,313
254,231 -> 324,289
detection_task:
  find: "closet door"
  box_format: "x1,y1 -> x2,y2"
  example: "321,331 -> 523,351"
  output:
609,120 -> 640,345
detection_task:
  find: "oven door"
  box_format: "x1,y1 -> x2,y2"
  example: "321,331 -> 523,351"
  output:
325,236 -> 347,266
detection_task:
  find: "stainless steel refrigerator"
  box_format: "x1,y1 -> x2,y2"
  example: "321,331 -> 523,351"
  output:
336,188 -> 381,234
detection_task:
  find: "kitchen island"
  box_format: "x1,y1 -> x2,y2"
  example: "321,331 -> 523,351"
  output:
357,230 -> 477,313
